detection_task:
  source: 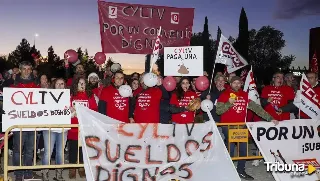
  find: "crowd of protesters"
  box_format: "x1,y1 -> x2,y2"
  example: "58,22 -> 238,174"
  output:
0,58 -> 315,181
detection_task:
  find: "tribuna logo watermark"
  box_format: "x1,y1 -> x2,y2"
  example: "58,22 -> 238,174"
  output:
265,162 -> 306,177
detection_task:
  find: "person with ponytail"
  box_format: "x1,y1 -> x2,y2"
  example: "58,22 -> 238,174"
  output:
98,71 -> 130,123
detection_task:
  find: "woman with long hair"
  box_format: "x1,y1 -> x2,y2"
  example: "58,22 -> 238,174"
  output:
68,77 -> 97,179
41,78 -> 68,181
170,77 -> 200,124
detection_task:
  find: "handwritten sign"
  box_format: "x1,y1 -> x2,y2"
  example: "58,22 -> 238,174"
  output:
228,129 -> 248,142
164,46 -> 203,76
76,106 -> 241,181
2,88 -> 71,132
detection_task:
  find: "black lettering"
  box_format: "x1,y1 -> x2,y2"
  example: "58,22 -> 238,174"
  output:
185,123 -> 195,136
49,91 -> 64,103
257,127 -> 266,141
38,91 -> 47,104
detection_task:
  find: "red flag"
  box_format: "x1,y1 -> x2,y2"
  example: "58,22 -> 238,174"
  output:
311,51 -> 318,73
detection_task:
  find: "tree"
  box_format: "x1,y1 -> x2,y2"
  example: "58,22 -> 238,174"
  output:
7,39 -> 39,66
248,26 -> 295,83
77,47 -> 84,61
234,7 -> 249,61
47,46 -> 55,64
202,17 -> 212,76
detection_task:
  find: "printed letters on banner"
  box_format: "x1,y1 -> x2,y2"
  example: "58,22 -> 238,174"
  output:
76,106 -> 241,181
247,119 -> 320,181
2,88 -> 71,132
294,74 -> 320,119
98,1 -> 194,54
215,34 -> 248,73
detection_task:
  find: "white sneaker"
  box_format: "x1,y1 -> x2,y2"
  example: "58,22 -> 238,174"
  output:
252,160 -> 261,166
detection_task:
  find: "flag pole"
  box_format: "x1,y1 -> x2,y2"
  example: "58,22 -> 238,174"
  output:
150,26 -> 161,73
208,27 -> 221,93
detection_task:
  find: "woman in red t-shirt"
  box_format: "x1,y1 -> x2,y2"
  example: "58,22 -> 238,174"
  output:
69,77 -> 97,179
170,77 -> 199,124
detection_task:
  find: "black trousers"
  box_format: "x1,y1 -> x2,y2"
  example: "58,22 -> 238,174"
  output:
68,140 -> 83,164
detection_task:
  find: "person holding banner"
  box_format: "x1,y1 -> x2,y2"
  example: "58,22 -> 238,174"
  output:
98,71 -> 130,123
216,76 -> 278,180
261,72 -> 295,121
11,61 -> 42,181
278,71 -> 320,119
69,77 -> 98,179
41,78 -> 68,181
170,77 -> 201,124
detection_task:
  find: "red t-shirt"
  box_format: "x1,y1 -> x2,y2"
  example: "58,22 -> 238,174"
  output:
100,85 -> 129,123
218,89 -> 249,123
68,92 -> 98,140
170,90 -> 198,124
67,78 -> 73,87
134,87 -> 162,123
261,85 -> 295,121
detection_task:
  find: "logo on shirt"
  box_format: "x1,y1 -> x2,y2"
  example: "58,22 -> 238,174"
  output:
113,92 -> 127,111
232,96 -> 246,113
72,100 -> 89,108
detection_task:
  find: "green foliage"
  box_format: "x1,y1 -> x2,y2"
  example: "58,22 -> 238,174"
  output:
7,39 -> 38,67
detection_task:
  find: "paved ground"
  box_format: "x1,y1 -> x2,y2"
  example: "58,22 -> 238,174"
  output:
3,144 -> 275,181
4,160 -> 275,181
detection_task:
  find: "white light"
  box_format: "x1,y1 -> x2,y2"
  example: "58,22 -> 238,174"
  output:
34,33 -> 39,37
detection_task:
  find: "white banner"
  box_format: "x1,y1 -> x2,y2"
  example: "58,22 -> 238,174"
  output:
294,74 -> 320,119
215,34 -> 248,73
76,106 -> 240,181
2,88 -> 71,132
247,119 -> 320,181
243,67 -> 260,105
164,46 -> 203,76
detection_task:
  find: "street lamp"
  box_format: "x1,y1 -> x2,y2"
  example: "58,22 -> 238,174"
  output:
34,33 -> 39,46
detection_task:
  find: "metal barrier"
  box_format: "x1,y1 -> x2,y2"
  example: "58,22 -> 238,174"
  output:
3,124 -> 83,181
2,123 -> 263,180
216,122 -> 263,161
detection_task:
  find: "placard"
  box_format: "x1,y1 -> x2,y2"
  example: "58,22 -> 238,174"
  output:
164,46 -> 203,76
2,88 -> 71,132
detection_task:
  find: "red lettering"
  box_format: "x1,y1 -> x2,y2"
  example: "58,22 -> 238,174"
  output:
124,145 -> 141,163
85,136 -> 102,160
137,123 -> 148,139
152,124 -> 169,139
117,124 -> 134,137
11,91 -> 38,105
200,132 -> 213,152
145,145 -> 162,164
185,140 -> 199,156
167,144 -> 181,162
301,79 -> 320,108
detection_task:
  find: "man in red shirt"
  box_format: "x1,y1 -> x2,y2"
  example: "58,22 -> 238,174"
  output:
98,71 -> 130,123
280,72 -> 320,119
261,72 -> 295,121
216,76 -> 277,180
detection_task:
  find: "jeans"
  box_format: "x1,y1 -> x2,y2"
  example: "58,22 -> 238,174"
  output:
13,131 -> 35,178
42,131 -> 68,165
221,127 -> 248,173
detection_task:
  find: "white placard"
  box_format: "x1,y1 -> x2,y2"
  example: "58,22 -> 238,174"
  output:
247,119 -> 320,181
2,88 -> 71,132
164,46 -> 203,76
76,106 -> 241,181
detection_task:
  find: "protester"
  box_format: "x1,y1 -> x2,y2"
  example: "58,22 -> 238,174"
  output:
280,71 -> 320,118
201,74 -> 226,122
88,72 -> 102,103
42,78 -> 68,181
33,69 -> 38,78
65,59 -> 86,87
68,77 -> 97,179
284,72 -> 298,92
129,78 -> 140,91
98,71 -> 130,123
157,75 -> 172,124
39,74 -> 49,88
11,61 -> 42,181
129,74 -> 162,123
216,76 -> 278,180
170,77 -> 200,124
261,72 -> 295,121
2,67 -> 19,87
